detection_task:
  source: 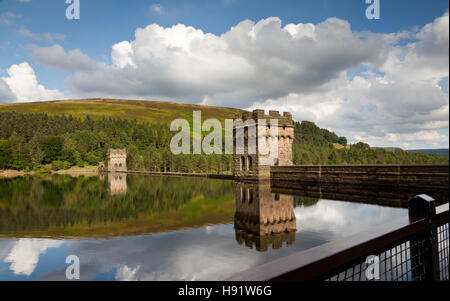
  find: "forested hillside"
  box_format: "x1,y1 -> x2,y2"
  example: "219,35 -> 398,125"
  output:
0,111 -> 448,173
292,121 -> 448,165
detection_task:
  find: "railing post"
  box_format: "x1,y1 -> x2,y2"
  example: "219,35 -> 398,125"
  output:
408,194 -> 440,281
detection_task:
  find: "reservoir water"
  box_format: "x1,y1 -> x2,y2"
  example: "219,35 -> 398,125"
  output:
0,174 -> 426,280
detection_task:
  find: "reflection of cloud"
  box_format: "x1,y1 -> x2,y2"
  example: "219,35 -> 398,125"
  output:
115,265 -> 140,281
205,226 -> 213,235
4,239 -> 63,276
0,240 -> 15,261
1,200 -> 407,280
295,199 -> 405,238
66,225 -> 265,281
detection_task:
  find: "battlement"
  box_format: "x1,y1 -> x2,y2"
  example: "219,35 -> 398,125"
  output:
108,149 -> 127,157
239,109 -> 294,127
235,229 -> 296,252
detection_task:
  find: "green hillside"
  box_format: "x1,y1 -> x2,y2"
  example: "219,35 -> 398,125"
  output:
292,121 -> 448,165
0,98 -> 244,125
0,98 -> 448,173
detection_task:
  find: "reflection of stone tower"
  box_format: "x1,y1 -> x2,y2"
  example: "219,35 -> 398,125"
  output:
234,181 -> 296,251
108,173 -> 127,195
107,149 -> 127,172
233,110 -> 294,180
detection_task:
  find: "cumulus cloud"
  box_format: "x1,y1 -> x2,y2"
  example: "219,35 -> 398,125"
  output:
0,78 -> 16,101
31,12 -> 449,148
65,17 -> 387,105
1,62 -> 63,102
32,44 -> 95,71
250,13 -> 449,149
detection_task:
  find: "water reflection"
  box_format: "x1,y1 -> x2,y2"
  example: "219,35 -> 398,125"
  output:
2,174 -> 441,280
0,174 -> 235,238
234,182 -> 296,251
108,173 -> 127,195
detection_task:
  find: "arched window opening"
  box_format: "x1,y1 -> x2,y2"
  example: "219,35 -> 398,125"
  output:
241,156 -> 246,171
248,156 -> 252,171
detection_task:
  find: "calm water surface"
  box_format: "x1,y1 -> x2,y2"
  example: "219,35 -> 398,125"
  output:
0,174 -> 408,280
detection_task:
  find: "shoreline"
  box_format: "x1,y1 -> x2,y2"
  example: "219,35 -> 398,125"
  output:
0,167 -> 234,180
0,166 -> 99,179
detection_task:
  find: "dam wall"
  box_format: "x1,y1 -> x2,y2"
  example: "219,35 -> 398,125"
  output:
270,164 -> 449,190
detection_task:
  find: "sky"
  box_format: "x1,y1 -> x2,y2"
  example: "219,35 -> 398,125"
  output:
0,0 -> 449,149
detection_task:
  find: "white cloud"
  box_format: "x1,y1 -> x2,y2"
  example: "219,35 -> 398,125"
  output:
4,239 -> 63,276
0,12 -> 20,26
17,27 -> 66,43
1,62 -> 63,102
111,41 -> 136,68
31,12 -> 449,148
250,13 -> 449,149
0,78 -> 16,101
65,17 -> 387,104
150,4 -> 164,15
32,44 -> 95,71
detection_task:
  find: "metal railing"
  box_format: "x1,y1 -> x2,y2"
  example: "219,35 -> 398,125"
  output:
227,195 -> 449,281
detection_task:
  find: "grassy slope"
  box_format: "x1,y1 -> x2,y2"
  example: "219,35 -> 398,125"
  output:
0,98 -> 245,125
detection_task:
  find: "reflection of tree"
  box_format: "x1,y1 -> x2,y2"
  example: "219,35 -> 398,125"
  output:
234,182 -> 296,252
0,175 -> 234,235
293,196 -> 319,208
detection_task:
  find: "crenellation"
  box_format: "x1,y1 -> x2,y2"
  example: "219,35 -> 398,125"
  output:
269,110 -> 280,117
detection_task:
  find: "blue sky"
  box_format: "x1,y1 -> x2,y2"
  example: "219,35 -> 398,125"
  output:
0,0 -> 449,149
1,0 -> 448,92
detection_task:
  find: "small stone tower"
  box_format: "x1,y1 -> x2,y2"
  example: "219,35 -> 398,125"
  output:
107,149 -> 127,172
233,109 -> 294,180
234,181 -> 296,251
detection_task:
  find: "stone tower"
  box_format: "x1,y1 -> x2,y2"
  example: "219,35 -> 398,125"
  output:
234,181 -> 296,251
233,109 -> 294,180
107,149 -> 127,172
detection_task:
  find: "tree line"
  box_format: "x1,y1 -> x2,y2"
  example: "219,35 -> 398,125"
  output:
0,112 -> 447,172
0,111 -> 232,173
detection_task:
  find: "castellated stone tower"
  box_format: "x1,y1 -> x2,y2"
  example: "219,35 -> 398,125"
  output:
233,109 -> 294,180
107,149 -> 127,172
234,182 -> 296,251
